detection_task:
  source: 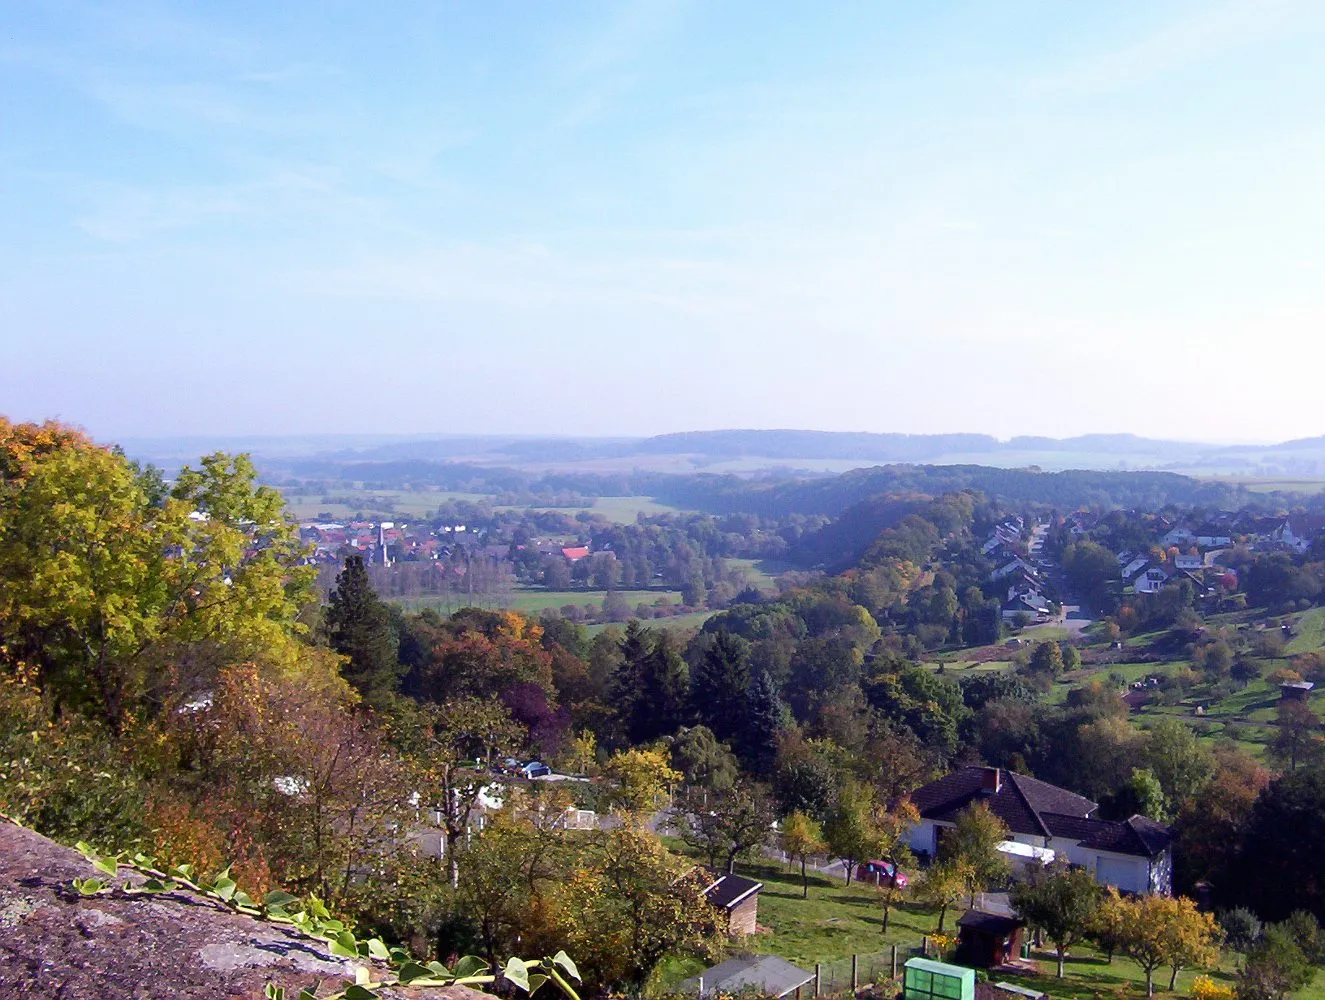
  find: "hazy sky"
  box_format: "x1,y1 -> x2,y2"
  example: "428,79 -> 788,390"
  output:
4,1 -> 1325,443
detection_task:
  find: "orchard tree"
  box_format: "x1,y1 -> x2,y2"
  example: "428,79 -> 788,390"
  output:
1089,887 -> 1130,963
875,796 -> 920,932
1010,861 -> 1103,977
407,696 -> 524,887
1029,641 -> 1065,678
1163,896 -> 1222,991
941,801 -> 1010,906
780,810 -> 827,898
1118,894 -> 1219,997
1271,700 -> 1325,773
916,859 -> 972,933
825,779 -> 879,886
682,779 -> 775,873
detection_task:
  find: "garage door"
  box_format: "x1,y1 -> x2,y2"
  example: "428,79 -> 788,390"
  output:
1095,856 -> 1140,892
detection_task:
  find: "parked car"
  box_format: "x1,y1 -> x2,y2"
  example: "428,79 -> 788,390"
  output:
521,761 -> 551,779
855,859 -> 908,888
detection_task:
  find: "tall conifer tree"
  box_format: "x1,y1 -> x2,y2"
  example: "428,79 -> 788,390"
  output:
326,555 -> 401,709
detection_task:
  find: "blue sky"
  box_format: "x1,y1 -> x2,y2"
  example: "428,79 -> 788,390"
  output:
4,1 -> 1325,443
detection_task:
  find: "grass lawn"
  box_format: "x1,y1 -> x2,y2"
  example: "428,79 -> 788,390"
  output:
1288,606 -> 1325,654
1020,626 -> 1071,642
742,858 -> 932,967
998,945 -> 1325,1000
660,854 -> 1325,1000
925,660 -> 1014,674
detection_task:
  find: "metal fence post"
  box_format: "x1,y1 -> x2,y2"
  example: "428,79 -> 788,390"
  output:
852,954 -> 858,992
891,944 -> 898,979
815,963 -> 821,997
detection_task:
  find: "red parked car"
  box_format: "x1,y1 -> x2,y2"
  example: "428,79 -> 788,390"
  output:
856,859 -> 908,888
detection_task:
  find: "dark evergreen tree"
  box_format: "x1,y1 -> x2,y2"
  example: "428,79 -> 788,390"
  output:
1235,768 -> 1325,921
687,629 -> 752,745
742,669 -> 785,774
608,621 -> 689,745
326,555 -> 401,709
633,630 -> 690,743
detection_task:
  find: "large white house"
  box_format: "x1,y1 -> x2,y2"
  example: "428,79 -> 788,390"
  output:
905,766 -> 1172,895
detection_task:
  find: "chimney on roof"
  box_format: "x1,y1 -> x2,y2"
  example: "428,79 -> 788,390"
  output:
981,767 -> 1002,794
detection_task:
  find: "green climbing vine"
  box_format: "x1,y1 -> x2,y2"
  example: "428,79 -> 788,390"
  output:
68,839 -> 583,1000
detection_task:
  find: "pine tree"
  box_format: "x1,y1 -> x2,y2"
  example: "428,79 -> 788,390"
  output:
634,630 -> 690,742
326,555 -> 401,709
687,629 -> 752,745
742,669 -> 785,774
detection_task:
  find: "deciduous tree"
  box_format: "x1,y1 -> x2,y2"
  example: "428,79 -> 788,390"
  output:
780,810 -> 826,898
941,801 -> 1010,906
1010,860 -> 1102,977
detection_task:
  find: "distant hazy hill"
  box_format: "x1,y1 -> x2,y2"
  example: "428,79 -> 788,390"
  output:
122,427 -> 1325,480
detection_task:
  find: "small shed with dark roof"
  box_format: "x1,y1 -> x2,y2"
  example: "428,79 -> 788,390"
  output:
956,910 -> 1026,968
1281,681 -> 1315,703
702,871 -> 763,937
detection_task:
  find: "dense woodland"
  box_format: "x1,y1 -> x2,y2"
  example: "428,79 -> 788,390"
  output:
6,418 -> 1325,998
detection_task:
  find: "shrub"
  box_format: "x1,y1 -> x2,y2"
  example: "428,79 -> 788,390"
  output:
1219,907 -> 1262,952
1191,975 -> 1235,1000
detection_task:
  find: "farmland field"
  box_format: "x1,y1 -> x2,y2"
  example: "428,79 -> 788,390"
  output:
389,588 -> 674,616
585,610 -> 715,635
281,488 -> 487,520
494,495 -> 679,524
725,557 -> 793,594
1198,475 -> 1325,495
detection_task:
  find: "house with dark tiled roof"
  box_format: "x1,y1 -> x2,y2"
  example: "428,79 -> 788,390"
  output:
905,766 -> 1172,895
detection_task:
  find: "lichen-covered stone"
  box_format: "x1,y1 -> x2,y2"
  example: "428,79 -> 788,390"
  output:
0,820 -> 485,1000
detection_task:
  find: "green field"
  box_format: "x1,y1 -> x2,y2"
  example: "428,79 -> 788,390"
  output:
1199,476 -> 1325,495
585,610 -> 715,636
390,588 -> 674,616
726,557 -> 793,594
494,495 -> 679,524
1288,606 -> 1325,653
281,489 -> 488,520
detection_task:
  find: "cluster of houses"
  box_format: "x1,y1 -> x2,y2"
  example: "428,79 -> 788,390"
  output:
297,519 -> 600,571
1058,509 -> 1325,602
299,520 -> 474,566
984,517 -> 1058,624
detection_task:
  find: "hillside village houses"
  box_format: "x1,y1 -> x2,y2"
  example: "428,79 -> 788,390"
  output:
1055,507 -> 1325,606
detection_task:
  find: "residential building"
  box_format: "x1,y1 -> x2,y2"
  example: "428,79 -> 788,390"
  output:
905,766 -> 1172,895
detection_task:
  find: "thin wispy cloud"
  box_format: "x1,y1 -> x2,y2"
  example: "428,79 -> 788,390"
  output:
4,1 -> 1325,441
